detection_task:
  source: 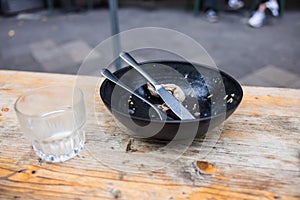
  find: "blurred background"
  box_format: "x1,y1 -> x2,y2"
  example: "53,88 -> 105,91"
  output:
1,0 -> 299,88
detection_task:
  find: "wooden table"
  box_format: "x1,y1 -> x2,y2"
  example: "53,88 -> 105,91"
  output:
0,70 -> 299,199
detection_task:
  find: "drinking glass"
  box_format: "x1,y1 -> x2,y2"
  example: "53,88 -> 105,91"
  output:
14,86 -> 86,162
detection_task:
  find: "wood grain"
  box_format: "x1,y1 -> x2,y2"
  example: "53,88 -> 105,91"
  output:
0,70 -> 299,200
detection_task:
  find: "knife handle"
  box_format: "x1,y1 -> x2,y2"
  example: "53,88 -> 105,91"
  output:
120,52 -> 160,89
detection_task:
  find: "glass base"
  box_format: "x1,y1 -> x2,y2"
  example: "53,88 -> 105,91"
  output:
32,129 -> 85,163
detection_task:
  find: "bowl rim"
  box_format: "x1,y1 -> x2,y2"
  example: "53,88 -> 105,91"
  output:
100,60 -> 243,123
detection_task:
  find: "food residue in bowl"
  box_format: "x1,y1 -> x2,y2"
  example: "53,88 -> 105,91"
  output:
147,82 -> 186,112
126,84 -> 236,120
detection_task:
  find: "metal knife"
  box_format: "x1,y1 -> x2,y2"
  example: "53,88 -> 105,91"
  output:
119,52 -> 195,120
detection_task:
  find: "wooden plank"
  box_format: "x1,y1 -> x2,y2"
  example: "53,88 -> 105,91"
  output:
0,70 -> 299,200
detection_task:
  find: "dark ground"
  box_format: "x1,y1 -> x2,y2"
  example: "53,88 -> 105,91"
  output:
1,6 -> 299,88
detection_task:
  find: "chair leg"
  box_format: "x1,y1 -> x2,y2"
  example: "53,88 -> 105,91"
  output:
193,0 -> 201,16
279,0 -> 285,16
108,0 -> 121,69
88,0 -> 94,10
47,0 -> 54,14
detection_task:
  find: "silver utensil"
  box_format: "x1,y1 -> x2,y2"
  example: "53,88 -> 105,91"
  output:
101,69 -> 166,120
119,52 -> 195,120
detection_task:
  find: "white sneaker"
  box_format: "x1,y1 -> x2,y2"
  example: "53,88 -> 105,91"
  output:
248,11 -> 266,28
228,0 -> 244,9
265,0 -> 279,16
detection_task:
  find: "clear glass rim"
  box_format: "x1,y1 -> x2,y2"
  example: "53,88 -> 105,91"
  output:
14,85 -> 84,118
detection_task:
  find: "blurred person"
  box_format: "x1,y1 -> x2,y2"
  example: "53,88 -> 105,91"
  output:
248,0 -> 279,28
205,0 -> 244,23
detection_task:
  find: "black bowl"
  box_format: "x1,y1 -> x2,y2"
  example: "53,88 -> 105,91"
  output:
100,61 -> 243,140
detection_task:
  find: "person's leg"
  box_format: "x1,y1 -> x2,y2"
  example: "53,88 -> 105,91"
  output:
256,0 -> 279,15
258,3 -> 267,12
248,2 -> 267,27
248,0 -> 279,28
265,0 -> 279,16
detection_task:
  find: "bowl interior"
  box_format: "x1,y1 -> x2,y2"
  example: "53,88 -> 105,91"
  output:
100,61 -> 243,122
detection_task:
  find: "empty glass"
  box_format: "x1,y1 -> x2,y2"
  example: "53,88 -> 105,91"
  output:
14,86 -> 86,162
